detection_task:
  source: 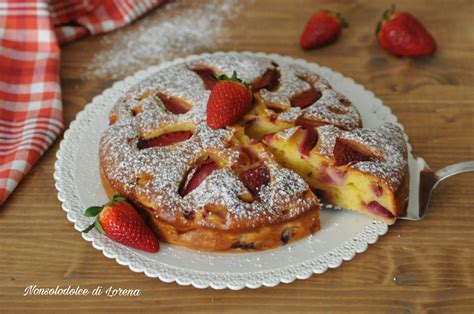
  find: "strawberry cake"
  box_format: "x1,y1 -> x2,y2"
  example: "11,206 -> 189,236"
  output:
99,52 -> 408,251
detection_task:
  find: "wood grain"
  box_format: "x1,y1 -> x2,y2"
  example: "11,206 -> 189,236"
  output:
1,0 -> 473,312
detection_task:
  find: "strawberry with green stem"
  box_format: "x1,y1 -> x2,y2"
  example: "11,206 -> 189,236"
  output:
83,195 -> 159,253
300,10 -> 348,49
206,71 -> 253,130
376,5 -> 436,57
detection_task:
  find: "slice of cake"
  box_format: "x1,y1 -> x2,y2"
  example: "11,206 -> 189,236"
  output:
263,123 -> 408,224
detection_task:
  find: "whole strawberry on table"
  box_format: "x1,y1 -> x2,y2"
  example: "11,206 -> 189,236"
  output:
83,195 -> 159,253
300,10 -> 348,49
376,5 -> 436,57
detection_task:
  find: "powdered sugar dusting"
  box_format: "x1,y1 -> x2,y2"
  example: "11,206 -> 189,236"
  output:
260,63 -> 361,130
86,0 -> 247,79
260,63 -> 310,106
345,123 -> 408,191
276,126 -> 299,141
313,123 -> 407,191
100,53 -> 320,229
188,54 -> 274,84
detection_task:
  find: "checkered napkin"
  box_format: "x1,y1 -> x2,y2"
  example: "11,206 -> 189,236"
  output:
0,0 -> 165,205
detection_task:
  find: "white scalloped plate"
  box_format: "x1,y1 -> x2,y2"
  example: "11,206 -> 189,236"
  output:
55,51 -> 415,290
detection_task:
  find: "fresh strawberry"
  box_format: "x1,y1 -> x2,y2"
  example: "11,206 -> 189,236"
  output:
290,89 -> 322,108
300,11 -> 348,49
376,5 -> 436,57
299,128 -> 318,158
157,93 -> 190,114
138,131 -> 193,149
180,158 -> 220,196
333,139 -> 372,166
83,195 -> 159,253
206,71 -> 253,130
239,163 -> 270,196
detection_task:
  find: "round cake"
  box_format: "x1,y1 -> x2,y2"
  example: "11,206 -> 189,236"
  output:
99,52 -> 408,252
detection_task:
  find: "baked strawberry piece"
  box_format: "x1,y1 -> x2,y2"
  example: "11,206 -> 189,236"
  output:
241,62 -> 362,140
138,131 -> 193,149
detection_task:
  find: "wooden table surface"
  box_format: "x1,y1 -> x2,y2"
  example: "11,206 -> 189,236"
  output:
2,0 -> 473,312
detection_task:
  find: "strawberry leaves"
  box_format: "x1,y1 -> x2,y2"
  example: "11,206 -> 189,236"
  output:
94,219 -> 105,234
84,206 -> 102,217
82,194 -> 126,233
82,223 -> 96,233
82,195 -> 159,252
111,194 -> 126,203
333,11 -> 349,28
217,71 -> 248,86
376,4 -> 395,35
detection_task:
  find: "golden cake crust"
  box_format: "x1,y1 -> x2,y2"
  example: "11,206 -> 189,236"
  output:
101,167 -> 320,251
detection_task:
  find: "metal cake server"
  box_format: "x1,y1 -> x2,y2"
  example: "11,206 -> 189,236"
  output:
400,158 -> 474,221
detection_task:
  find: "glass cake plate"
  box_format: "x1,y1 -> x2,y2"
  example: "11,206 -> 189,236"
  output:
54,51 -> 416,290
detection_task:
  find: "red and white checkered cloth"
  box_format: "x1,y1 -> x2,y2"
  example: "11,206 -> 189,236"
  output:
0,0 -> 165,205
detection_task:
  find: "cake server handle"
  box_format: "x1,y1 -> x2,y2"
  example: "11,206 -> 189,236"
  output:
434,160 -> 474,187
402,159 -> 474,221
